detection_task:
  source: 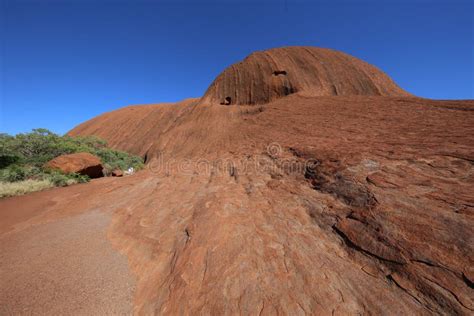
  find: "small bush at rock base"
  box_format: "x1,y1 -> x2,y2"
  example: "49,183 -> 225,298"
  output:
0,129 -> 144,197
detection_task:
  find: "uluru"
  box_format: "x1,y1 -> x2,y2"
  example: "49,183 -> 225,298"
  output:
3,45 -> 473,315
1,2 -> 473,315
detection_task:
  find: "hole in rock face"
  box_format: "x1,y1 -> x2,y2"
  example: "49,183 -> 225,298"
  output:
273,70 -> 287,76
220,96 -> 232,105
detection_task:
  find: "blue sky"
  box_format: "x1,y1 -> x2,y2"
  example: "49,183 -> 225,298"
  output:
1,0 -> 473,135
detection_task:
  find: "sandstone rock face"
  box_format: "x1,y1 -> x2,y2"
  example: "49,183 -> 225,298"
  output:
4,47 -> 473,315
46,152 -> 103,178
201,46 -> 411,105
68,99 -> 199,161
16,95 -> 474,315
68,47 -> 410,159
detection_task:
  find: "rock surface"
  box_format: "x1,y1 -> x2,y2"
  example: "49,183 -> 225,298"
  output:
2,47 -> 474,314
68,99 -> 199,161
46,152 -> 103,178
111,169 -> 123,177
201,46 -> 411,105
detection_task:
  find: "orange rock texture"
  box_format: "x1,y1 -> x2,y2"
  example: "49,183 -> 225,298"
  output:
45,152 -> 103,178
201,46 -> 411,105
2,47 -> 473,315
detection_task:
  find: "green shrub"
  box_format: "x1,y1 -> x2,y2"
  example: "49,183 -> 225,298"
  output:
0,128 -> 144,197
95,148 -> 144,173
45,170 -> 89,187
0,165 -> 27,182
0,133 -> 21,168
0,164 -> 44,182
0,154 -> 21,169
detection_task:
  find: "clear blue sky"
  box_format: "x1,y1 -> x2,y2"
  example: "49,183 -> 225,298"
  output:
1,0 -> 473,135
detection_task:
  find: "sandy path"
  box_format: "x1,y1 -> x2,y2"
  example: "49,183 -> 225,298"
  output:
0,210 -> 135,315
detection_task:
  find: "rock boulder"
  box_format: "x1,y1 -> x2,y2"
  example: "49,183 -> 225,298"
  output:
111,169 -> 123,177
46,152 -> 104,178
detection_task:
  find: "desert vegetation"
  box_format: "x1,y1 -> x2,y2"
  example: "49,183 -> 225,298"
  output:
0,128 -> 144,197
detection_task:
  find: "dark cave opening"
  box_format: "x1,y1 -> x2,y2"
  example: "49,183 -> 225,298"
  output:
273,70 -> 287,76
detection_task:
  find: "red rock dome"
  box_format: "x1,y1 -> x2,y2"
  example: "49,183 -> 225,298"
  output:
201,46 -> 411,105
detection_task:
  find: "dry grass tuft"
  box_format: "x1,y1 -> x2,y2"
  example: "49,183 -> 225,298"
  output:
0,179 -> 55,198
